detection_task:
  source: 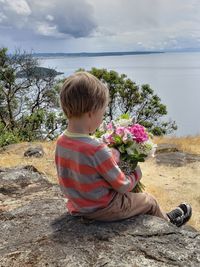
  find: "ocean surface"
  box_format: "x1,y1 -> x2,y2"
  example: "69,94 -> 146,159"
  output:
39,52 -> 200,137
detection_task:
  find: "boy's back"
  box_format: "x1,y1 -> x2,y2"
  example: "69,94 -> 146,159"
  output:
55,132 -> 116,215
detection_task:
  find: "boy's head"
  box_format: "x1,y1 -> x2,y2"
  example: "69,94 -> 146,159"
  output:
60,71 -> 109,119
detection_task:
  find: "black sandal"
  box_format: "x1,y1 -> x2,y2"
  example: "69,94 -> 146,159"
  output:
178,203 -> 192,225
167,203 -> 192,227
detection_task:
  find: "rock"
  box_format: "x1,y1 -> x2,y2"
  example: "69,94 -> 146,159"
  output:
185,153 -> 200,164
24,146 -> 44,158
156,151 -> 200,167
155,143 -> 200,166
156,152 -> 185,166
0,167 -> 200,267
0,165 -> 50,198
156,144 -> 180,154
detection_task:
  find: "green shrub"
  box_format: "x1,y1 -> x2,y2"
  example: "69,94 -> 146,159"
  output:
0,130 -> 20,147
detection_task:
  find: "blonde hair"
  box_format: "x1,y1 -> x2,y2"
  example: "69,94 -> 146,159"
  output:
60,71 -> 109,118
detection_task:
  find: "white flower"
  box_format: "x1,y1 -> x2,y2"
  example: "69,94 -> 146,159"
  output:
116,118 -> 133,127
126,143 -> 137,155
139,140 -> 157,158
149,143 -> 157,158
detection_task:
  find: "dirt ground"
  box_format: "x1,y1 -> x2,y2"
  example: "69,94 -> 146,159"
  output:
0,138 -> 200,230
141,159 -> 200,230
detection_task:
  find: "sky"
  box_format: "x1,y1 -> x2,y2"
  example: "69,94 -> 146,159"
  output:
0,0 -> 200,53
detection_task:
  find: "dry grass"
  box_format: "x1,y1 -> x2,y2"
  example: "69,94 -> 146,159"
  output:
0,141 -> 57,184
0,136 -> 200,230
141,160 -> 200,230
154,135 -> 200,154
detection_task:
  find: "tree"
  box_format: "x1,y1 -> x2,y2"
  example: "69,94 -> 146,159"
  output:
0,49 -> 177,147
0,48 -> 64,145
79,68 -> 177,135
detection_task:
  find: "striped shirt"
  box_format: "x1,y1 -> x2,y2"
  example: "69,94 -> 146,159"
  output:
55,131 -> 141,215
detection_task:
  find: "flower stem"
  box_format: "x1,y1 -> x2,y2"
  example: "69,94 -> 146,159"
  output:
132,181 -> 145,193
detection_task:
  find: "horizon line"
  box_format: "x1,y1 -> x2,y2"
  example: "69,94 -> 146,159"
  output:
31,49 -> 200,57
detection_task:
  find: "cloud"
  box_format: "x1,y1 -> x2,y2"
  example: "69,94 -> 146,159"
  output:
0,0 -> 97,39
1,0 -> 200,52
87,0 -> 200,51
4,0 -> 31,16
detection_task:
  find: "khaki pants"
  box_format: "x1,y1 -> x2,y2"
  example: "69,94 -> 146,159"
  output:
84,192 -> 168,222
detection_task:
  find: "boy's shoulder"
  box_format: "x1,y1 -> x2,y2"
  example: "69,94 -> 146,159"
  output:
56,134 -> 105,152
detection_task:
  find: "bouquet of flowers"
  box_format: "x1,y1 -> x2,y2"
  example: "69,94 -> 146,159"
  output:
96,114 -> 157,192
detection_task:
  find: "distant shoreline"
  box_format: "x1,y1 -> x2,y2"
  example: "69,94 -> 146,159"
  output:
33,51 -> 164,59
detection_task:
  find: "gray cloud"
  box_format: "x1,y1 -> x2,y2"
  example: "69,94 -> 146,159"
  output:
52,1 -> 96,38
90,0 -> 200,49
1,0 -> 200,52
0,0 -> 97,39
90,0 -> 200,33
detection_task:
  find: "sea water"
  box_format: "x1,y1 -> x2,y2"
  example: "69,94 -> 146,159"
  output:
39,52 -> 200,136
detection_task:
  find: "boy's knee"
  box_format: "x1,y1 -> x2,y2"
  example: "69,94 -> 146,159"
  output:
144,193 -> 159,213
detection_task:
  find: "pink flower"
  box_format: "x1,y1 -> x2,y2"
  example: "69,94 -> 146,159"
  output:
107,121 -> 117,131
122,128 -> 132,142
107,122 -> 113,130
128,124 -> 148,143
102,133 -> 115,145
115,126 -> 126,136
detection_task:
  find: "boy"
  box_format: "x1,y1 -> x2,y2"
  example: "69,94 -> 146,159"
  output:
55,71 -> 192,227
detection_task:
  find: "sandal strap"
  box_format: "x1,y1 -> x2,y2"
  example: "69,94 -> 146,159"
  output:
167,207 -> 184,222
179,203 -> 188,214
179,203 -> 192,225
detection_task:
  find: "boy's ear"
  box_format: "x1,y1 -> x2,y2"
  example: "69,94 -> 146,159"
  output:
88,111 -> 92,118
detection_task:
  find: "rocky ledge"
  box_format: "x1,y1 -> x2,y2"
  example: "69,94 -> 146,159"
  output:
156,144 -> 200,166
0,166 -> 200,267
